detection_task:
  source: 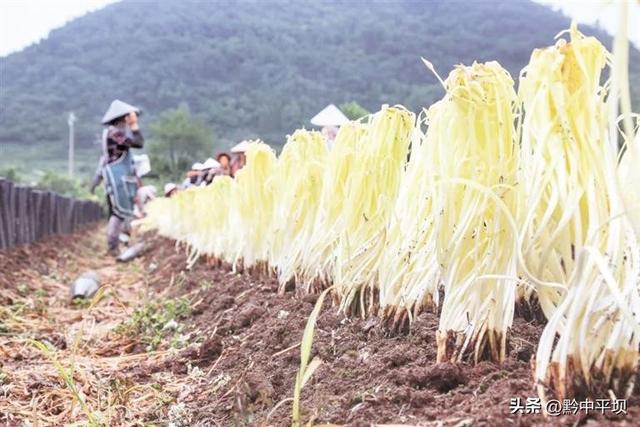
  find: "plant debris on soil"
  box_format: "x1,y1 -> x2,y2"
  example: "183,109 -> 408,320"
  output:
1,224 -> 639,426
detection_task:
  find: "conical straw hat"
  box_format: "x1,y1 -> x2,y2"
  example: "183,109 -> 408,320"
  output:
310,104 -> 349,127
164,183 -> 178,195
231,140 -> 252,153
202,158 -> 221,169
101,99 -> 142,124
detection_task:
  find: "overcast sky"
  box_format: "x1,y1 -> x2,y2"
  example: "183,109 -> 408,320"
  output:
0,0 -> 639,57
0,0 -> 121,57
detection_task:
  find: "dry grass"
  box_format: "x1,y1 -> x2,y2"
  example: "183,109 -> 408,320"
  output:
0,228 -> 199,426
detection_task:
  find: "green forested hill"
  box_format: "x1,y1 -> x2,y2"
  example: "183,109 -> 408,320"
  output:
1,0 -> 638,150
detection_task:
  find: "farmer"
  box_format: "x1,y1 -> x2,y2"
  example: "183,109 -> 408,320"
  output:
183,162 -> 206,188
134,185 -> 156,218
204,152 -> 231,183
200,158 -> 220,185
90,99 -> 144,256
321,125 -> 339,147
230,141 -> 250,177
204,153 -> 231,185
310,104 -> 349,150
164,183 -> 179,198
216,152 -> 232,176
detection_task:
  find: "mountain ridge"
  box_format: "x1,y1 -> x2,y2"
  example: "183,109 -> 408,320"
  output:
1,0 -> 638,149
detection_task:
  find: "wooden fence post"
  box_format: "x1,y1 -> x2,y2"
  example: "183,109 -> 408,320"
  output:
4,181 -> 16,247
26,188 -> 37,244
31,190 -> 45,242
0,179 -> 103,250
43,191 -> 55,239
0,179 -> 8,249
14,186 -> 27,245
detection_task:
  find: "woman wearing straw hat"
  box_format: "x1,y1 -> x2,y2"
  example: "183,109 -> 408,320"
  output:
310,104 -> 349,150
90,99 -> 144,256
203,152 -> 231,183
182,162 -> 206,188
230,140 -> 250,177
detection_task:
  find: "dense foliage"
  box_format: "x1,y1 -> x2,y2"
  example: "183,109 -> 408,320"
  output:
1,0 -> 638,150
35,171 -> 93,199
339,102 -> 370,121
0,166 -> 100,200
147,105 -> 215,180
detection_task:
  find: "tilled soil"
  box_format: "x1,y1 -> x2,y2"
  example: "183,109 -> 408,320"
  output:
1,227 -> 639,426
156,256 -> 639,427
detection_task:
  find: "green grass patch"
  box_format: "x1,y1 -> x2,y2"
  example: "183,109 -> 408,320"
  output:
115,296 -> 192,351
0,142 -> 98,180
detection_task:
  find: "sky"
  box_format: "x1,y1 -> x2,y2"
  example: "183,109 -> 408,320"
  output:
0,0 -> 121,57
536,0 -> 640,47
0,0 -> 639,57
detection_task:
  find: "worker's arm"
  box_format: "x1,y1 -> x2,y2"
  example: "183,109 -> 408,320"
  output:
126,112 -> 144,149
108,124 -> 143,151
90,174 -> 102,194
90,156 -> 105,194
127,129 -> 144,148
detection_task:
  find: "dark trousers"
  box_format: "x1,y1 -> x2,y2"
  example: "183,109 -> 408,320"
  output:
106,196 -> 129,252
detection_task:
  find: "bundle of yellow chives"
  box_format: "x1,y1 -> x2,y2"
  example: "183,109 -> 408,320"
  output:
531,25 -> 640,402
377,114 -> 440,326
298,121 -> 369,290
332,105 -> 415,316
269,129 -> 328,289
431,62 -> 519,364
227,141 -> 277,270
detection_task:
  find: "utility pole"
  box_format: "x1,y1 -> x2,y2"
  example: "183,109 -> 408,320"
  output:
68,112 -> 76,177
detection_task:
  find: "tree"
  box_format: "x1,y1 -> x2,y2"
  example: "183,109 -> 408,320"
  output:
339,101 -> 371,121
147,104 -> 215,180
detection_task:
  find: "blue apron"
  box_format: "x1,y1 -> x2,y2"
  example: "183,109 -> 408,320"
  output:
102,134 -> 138,219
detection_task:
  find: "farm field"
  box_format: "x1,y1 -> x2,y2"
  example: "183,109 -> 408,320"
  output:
1,2 -> 639,425
1,226 -> 638,426
0,143 -> 97,179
